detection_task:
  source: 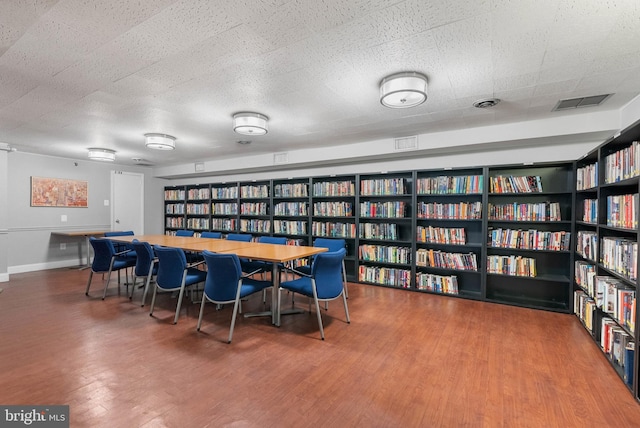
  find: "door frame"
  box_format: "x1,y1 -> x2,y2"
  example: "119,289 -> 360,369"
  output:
110,171 -> 145,234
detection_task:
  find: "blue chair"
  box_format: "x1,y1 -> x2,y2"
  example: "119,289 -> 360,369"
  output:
279,248 -> 350,340
242,236 -> 288,276
103,231 -> 137,262
298,238 -> 349,298
197,251 -> 271,343
85,237 -> 136,299
130,240 -> 158,305
150,245 -> 207,324
201,231 -> 222,239
226,233 -> 252,242
175,229 -> 195,237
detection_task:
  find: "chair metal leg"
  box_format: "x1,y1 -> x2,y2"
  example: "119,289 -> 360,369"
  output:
173,283 -> 187,324
311,280 -> 324,340
196,295 -> 207,331
101,258 -> 116,300
140,269 -> 153,307
85,271 -> 94,296
228,298 -> 241,343
149,286 -> 158,316
342,291 -> 350,324
342,262 -> 349,299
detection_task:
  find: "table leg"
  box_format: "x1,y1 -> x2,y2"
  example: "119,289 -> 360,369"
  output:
78,235 -> 92,270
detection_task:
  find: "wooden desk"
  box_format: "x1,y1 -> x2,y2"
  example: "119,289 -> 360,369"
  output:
106,234 -> 326,325
51,230 -> 108,269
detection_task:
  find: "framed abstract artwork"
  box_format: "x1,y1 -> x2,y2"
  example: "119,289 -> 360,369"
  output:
30,176 -> 88,207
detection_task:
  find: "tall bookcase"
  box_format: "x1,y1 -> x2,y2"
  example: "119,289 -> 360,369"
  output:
164,185 -> 186,235
486,164 -> 574,311
573,118 -> 640,400
272,177 -> 311,245
211,182 -> 239,233
185,184 -> 210,235
239,180 -> 271,235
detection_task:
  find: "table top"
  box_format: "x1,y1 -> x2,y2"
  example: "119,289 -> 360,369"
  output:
51,230 -> 108,237
105,234 -> 325,262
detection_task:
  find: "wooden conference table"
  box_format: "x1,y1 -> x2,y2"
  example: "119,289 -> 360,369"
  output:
107,234 -> 326,325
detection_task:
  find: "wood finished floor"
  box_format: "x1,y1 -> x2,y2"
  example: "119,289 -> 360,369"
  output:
1,268 -> 640,427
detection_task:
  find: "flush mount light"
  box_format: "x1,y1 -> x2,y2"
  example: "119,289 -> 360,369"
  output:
473,98 -> 501,108
88,148 -> 116,162
379,72 -> 428,108
233,112 -> 268,135
145,133 -> 176,150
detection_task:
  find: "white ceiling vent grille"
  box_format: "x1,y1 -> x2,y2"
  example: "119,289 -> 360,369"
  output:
394,136 -> 418,151
553,94 -> 612,111
273,152 -> 289,164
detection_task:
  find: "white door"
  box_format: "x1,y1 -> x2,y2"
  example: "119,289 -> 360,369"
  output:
111,171 -> 144,234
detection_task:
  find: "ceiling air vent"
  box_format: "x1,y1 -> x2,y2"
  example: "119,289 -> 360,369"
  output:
394,136 -> 418,151
553,94 -> 612,111
132,158 -> 154,166
273,152 -> 289,165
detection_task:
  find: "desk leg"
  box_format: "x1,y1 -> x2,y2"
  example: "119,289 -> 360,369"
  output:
78,235 -> 91,271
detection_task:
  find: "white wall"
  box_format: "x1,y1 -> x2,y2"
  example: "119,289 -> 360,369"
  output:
4,152 -> 165,275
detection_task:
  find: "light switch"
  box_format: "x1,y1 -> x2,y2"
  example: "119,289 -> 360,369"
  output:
104,200 -> 110,206
61,215 -> 67,222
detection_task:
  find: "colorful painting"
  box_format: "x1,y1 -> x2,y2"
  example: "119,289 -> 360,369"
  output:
31,177 -> 88,207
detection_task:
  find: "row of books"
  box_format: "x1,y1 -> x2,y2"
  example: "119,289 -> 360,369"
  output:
211,218 -> 236,231
597,276 -> 636,332
274,202 -> 308,216
240,185 -> 269,198
360,201 -> 406,218
274,183 -> 308,198
165,217 -> 185,228
601,318 -> 635,386
360,178 -> 407,196
164,189 -> 185,201
487,255 -> 536,277
313,202 -> 353,217
359,223 -> 399,240
416,201 -> 482,220
186,203 -> 210,215
186,218 -> 209,230
489,175 -> 543,193
187,188 -> 210,200
416,273 -> 459,294
575,261 -> 597,297
240,219 -> 270,233
576,230 -> 598,261
312,180 -> 355,197
416,226 -> 466,245
487,228 -> 571,251
358,265 -> 411,288
582,199 -> 597,223
212,203 -> 238,215
487,202 -> 562,221
607,193 -> 638,229
574,290 -> 596,332
600,236 -> 638,281
415,175 -> 483,195
240,203 -> 268,215
416,249 -> 478,271
358,245 -> 411,264
312,221 -> 357,238
576,162 -> 598,190
273,220 -> 307,235
603,140 -> 640,184
165,203 -> 185,214
211,187 -> 238,200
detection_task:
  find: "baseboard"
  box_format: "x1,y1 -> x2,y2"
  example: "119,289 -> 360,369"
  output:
0,272 -> 8,283
9,259 -> 82,275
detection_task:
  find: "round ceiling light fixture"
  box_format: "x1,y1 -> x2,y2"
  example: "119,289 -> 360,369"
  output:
87,148 -> 116,162
379,71 -> 428,108
473,98 -> 501,108
233,112 -> 268,135
145,133 -> 176,150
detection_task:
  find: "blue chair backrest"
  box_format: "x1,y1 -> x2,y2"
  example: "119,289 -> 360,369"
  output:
104,231 -> 134,237
154,246 -> 187,290
201,231 -> 222,239
89,237 -> 116,272
313,238 -> 346,252
131,240 -> 154,277
226,233 -> 252,242
258,236 -> 288,245
202,251 -> 243,302
175,230 -> 195,237
312,248 -> 346,299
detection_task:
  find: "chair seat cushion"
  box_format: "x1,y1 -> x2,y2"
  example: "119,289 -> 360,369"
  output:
185,268 -> 208,286
296,265 -> 311,275
239,278 -> 271,298
280,277 -> 313,297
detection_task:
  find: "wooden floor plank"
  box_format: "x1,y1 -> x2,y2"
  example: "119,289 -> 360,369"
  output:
1,268 -> 639,427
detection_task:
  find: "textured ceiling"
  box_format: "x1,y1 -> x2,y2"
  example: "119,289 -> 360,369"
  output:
1,0 -> 639,167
